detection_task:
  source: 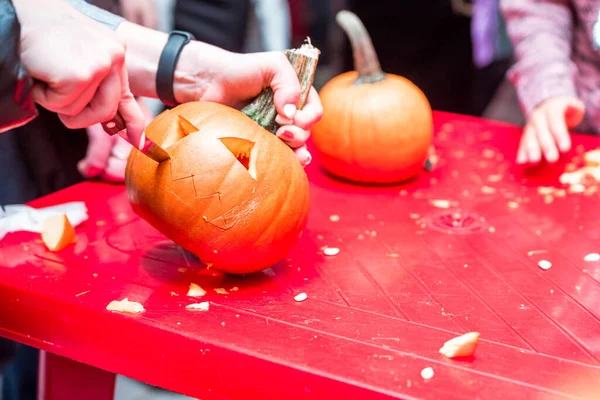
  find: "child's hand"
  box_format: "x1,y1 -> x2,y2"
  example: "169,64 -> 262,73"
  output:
517,96 -> 585,165
78,98 -> 154,182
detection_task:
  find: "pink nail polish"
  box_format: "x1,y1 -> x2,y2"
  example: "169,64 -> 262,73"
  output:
281,131 -> 294,140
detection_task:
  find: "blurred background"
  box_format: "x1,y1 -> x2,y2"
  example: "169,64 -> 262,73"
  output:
122,0 -> 526,127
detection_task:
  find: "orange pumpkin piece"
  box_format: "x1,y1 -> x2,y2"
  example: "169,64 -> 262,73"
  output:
126,42 -> 320,275
439,332 -> 480,358
311,11 -> 433,184
41,213 -> 76,252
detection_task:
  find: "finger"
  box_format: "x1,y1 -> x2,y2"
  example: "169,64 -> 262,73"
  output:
288,87 -> 323,130
276,125 -> 310,149
523,124 -> 542,164
532,113 -> 559,163
516,130 -> 529,165
32,66 -> 108,113
267,53 -> 302,120
99,135 -> 132,182
275,114 -> 294,126
116,64 -> 145,147
54,73 -> 105,117
32,79 -> 89,114
78,124 -> 115,178
111,134 -> 134,160
294,145 -> 312,168
101,156 -> 128,183
59,66 -> 121,129
545,104 -> 572,153
564,98 -> 585,128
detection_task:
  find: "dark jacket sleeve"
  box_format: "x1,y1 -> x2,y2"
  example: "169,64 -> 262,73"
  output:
0,0 -> 38,134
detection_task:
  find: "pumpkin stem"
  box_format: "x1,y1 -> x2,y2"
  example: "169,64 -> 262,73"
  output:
336,10 -> 385,84
242,39 -> 320,134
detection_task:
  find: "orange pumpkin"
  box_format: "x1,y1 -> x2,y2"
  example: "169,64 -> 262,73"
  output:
125,43 -> 319,274
312,11 -> 433,184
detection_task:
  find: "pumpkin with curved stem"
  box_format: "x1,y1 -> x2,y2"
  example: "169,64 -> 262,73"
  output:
125,43 -> 319,274
312,10 -> 433,185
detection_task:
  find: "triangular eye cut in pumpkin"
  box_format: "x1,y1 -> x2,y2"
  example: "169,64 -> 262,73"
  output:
178,115 -> 199,136
219,137 -> 257,179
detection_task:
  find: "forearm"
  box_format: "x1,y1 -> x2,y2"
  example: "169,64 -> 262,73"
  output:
64,0 -> 124,29
115,21 -> 231,104
500,0 -> 577,115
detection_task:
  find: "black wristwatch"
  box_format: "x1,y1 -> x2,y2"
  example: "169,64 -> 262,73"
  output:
156,30 -> 195,107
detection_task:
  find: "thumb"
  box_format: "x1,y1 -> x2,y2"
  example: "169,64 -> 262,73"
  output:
266,53 -> 301,120
564,98 -> 585,128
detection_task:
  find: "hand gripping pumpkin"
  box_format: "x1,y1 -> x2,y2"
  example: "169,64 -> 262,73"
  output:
125,43 -> 320,274
312,11 -> 433,184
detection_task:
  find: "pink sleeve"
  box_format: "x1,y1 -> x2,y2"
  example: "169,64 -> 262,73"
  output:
500,0 -> 578,116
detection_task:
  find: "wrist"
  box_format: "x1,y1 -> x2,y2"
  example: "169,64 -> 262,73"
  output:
116,21 -> 167,98
171,40 -> 230,104
116,21 -> 229,104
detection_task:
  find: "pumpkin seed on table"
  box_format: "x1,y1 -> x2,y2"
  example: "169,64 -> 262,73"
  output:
538,260 -> 552,270
294,293 -> 308,302
420,367 -> 434,380
430,199 -> 451,209
323,247 -> 340,256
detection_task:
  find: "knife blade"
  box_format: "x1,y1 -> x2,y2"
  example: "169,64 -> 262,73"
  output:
101,112 -> 170,163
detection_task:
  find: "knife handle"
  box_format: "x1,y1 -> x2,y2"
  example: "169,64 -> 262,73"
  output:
101,112 -> 127,136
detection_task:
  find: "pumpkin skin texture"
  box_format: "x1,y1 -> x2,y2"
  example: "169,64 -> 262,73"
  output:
313,71 -> 433,184
312,11 -> 433,185
125,101 -> 310,274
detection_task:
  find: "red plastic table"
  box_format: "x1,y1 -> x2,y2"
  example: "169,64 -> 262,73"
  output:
1,111 -> 600,400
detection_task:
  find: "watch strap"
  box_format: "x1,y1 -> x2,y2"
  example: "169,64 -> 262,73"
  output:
156,30 -> 194,107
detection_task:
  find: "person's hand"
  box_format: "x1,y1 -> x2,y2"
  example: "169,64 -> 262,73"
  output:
115,22 -> 323,166
194,51 -> 323,167
517,96 -> 585,165
120,0 -> 158,29
78,99 -> 154,182
13,0 -> 145,146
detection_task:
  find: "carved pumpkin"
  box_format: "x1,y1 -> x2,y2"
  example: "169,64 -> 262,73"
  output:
312,11 -> 433,184
125,44 -> 319,274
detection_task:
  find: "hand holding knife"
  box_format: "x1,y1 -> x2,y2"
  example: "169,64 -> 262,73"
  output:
101,112 -> 170,163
